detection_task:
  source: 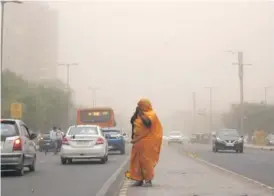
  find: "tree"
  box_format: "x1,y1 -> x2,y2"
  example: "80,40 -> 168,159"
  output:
1,70 -> 74,132
222,103 -> 274,135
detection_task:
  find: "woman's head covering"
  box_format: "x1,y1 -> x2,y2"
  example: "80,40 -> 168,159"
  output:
138,98 -> 153,112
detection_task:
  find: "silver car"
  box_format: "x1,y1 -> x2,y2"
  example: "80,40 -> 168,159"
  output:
1,119 -> 37,176
60,125 -> 108,164
168,131 -> 184,144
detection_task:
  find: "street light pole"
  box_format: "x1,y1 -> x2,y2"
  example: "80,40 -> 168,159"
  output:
205,87 -> 213,132
264,86 -> 273,105
89,87 -> 100,107
0,0 -> 22,69
58,63 -> 78,127
226,50 -> 251,134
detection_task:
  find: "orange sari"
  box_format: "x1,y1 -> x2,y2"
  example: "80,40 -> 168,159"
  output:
129,99 -> 163,181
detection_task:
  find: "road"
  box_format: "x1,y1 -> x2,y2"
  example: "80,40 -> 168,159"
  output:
1,151 -> 128,196
173,143 -> 274,188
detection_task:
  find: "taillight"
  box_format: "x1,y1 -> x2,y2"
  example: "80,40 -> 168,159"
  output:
13,138 -> 22,151
96,138 -> 104,145
62,137 -> 70,145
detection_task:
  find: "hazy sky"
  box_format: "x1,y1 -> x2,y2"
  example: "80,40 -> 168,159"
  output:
49,1 -> 274,117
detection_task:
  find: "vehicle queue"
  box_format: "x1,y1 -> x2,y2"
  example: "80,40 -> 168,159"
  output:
1,107 -> 128,176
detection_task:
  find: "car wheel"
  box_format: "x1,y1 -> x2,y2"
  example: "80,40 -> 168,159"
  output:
61,157 -> 67,165
100,155 -> 108,164
120,148 -> 125,155
16,165 -> 24,176
29,157 -> 36,172
67,158 -> 72,164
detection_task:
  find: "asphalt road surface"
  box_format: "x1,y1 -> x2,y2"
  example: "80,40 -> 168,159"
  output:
1,151 -> 128,196
172,143 -> 274,188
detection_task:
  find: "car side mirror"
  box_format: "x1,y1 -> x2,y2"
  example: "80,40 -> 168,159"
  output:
30,133 -> 37,140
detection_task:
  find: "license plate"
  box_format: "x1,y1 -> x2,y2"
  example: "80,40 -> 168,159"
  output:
226,143 -> 234,147
77,141 -> 88,145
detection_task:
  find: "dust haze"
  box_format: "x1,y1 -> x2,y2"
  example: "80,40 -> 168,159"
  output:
5,1 -> 274,132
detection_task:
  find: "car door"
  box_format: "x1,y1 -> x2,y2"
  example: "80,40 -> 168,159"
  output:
20,124 -> 34,164
25,125 -> 36,156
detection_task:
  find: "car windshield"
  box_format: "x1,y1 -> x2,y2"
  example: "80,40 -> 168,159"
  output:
0,122 -> 19,141
67,127 -> 98,135
217,129 -> 239,137
102,129 -> 120,136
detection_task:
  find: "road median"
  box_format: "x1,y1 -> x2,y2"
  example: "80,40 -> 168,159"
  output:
244,144 -> 274,151
121,145 -> 273,196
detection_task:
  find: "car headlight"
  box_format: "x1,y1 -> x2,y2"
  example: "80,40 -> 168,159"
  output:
216,137 -> 223,142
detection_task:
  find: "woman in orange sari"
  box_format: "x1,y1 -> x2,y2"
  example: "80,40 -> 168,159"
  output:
128,98 -> 163,187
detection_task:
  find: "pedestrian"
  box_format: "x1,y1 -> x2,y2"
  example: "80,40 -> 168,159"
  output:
126,98 -> 163,187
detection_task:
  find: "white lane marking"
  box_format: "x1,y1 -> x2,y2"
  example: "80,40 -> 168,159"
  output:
187,153 -> 274,192
95,156 -> 129,196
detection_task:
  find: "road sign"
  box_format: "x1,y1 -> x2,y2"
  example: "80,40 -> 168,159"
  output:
10,103 -> 22,119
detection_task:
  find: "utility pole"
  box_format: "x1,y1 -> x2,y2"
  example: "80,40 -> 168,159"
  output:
1,0 -> 23,69
192,92 -> 196,133
58,63 -> 78,127
227,51 -> 251,134
205,87 -> 213,132
264,86 -> 273,105
89,87 -> 99,107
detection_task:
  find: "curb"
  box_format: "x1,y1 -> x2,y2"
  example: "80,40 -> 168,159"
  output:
245,145 -> 274,151
118,178 -> 131,196
180,150 -> 274,193
96,157 -> 130,196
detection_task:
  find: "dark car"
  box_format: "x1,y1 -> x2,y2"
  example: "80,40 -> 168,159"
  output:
38,133 -> 55,152
102,127 -> 125,154
212,129 -> 244,153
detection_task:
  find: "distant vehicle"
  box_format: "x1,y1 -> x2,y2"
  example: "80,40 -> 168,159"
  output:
191,133 -> 210,144
1,119 -> 37,176
266,134 -> 274,146
76,107 -> 116,128
60,125 -> 108,164
212,129 -> 244,153
38,133 -> 55,152
102,127 -> 125,154
168,131 -> 184,144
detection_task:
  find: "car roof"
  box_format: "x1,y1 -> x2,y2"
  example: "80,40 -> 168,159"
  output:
68,125 -> 100,129
1,119 -> 21,123
218,128 -> 238,132
102,127 -> 120,131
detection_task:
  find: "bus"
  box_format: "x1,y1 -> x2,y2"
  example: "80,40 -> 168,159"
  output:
76,107 -> 116,128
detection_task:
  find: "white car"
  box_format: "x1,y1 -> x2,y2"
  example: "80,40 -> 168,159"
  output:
1,119 -> 37,176
60,125 -> 108,164
168,131 -> 184,144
